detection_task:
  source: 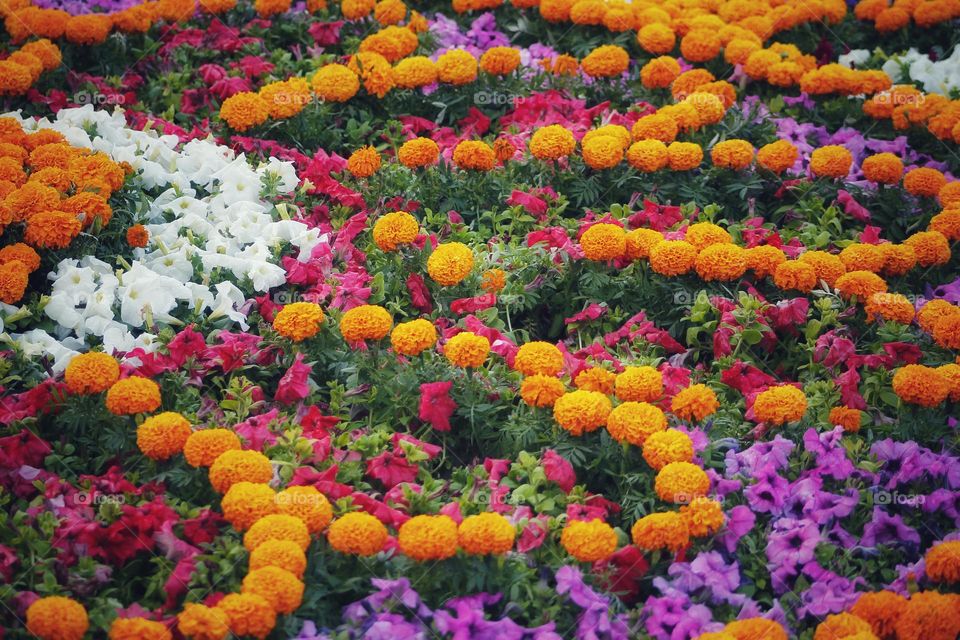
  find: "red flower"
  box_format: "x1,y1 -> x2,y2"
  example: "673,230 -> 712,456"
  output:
450,293 -> 496,314
290,465 -> 354,499
542,449 -> 575,492
406,273 -> 433,313
275,353 -> 312,405
309,21 -> 344,46
418,381 -> 457,432
366,450 -> 419,488
593,545 -> 649,604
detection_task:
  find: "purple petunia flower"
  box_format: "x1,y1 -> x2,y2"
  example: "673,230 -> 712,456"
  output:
860,508 -> 921,548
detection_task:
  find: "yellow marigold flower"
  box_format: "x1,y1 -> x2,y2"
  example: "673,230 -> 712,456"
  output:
359,25 -> 418,63
215,594 -> 276,640
481,268 -> 506,293
342,0 -> 375,18
865,292 -> 915,324
393,56 -> 438,89
372,211 -> 419,251
849,591 -> 907,640
725,619 -> 788,640
530,124 -> 576,161
615,366 -> 663,402
554,390 -> 612,435
626,140 -> 669,172
757,139 -> 799,174
574,367 -> 616,394
671,384 -> 719,422
273,302 -> 325,342
893,365 -> 950,407
520,374 -> 566,407
680,29 -> 722,62
453,140 -> 496,171
582,135 -> 624,170
514,341 -> 563,376
581,44 -> 629,78
637,23 -> 676,55
428,242 -> 474,285
65,352 -> 120,395
312,64 -> 360,102
861,152 -> 904,184
696,244 -> 747,281
346,146 -> 381,178
680,496 -> 725,536
480,46 -> 520,75
249,539 -> 308,578
137,411 -> 192,461
328,511 -> 388,555
459,512 -> 515,555
220,92 -> 269,132
560,518 -> 617,561
445,331 -> 490,368
655,461 -> 710,502
398,514 -> 458,561
625,228 -> 664,260
437,48 -> 478,85
603,5 -> 634,31
643,429 -> 694,470
222,482 -> 277,531
348,52 -> 395,98
649,240 -> 698,276
244,513 -> 311,552
109,617 -> 172,640
827,405 -> 862,432
177,603 -> 229,640
904,167 -> 947,197
814,613 -> 874,640
918,299 -> 960,333
258,78 -> 312,119
391,319 -> 437,356
924,541 -> 960,583
26,596 -> 89,640
606,401 -> 667,445
105,377 -> 162,415
711,139 -> 754,170
184,429 -> 241,468
632,114 -> 678,144
835,270 -> 887,301
397,137 -> 439,167
904,230 -> 951,267
580,223 -> 626,261
339,304 -> 393,342
930,209 -> 960,241
667,141 -> 703,170
374,0 -> 406,24
746,245 -> 787,279
753,385 -> 807,425
640,55 -> 681,89
671,68 -> 715,100
276,485 -> 332,533
24,210 -> 81,249
582,125 -> 630,151
631,511 -> 690,551
209,449 -> 273,494
684,92 -> 725,127
242,566 -> 304,614
799,250 -> 846,286
810,145 -> 853,178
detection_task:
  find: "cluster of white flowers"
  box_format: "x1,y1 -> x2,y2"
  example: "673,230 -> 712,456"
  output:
1,105 -> 326,370
839,46 -> 960,96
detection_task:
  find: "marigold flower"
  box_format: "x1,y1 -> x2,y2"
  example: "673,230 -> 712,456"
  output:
606,401 -> 667,445
680,497 -> 725,537
894,591 -> 960,640
667,141 -> 703,170
249,539 -> 308,578
839,243 -> 885,273
756,139 -> 799,174
0,60 -> 31,96
479,46 -> 520,75
398,514 -> 458,560
643,429 -> 694,470
891,364 -> 949,407
798,250 -> 846,286
938,363 -> 960,401
372,210 -> 418,251
581,135 -> 624,170
827,406 -> 862,432
513,341 -> 564,376
631,114 -> 678,144
242,566 -> 304,614
348,52 -> 395,97
397,137 -> 439,167
624,227 -> 664,260
63,351 -> 119,395
930,209 -> 960,241
452,140 -> 496,171
221,482 -> 277,531
219,92 -> 269,132
710,139 -> 754,171
835,270 -> 887,301
445,331 -> 490,368
109,617 -> 172,640
105,376 -> 162,415
481,268 -> 506,293
771,260 -> 817,292
553,390 -> 612,435
655,461 -> 710,502
360,25 -> 418,63
26,596 -> 89,640
695,244 -> 747,281
560,518 -> 617,562
340,304 -> 393,342
814,613 -> 875,640
458,512 -> 515,554
939,182 -> 960,208
637,23 -> 676,54
254,0 -> 291,16
849,591 -> 907,640
391,319 -> 437,356
209,449 -> 273,493
671,384 -> 719,421
810,145 -> 853,178
580,223 -> 626,260
437,48 -> 478,85
923,540 -> 960,583
861,152 -> 904,184
520,374 -> 566,407
215,594 -> 276,640
724,619 -> 788,640
530,124 -> 576,161
121,223 -> 148,248
275,485 -> 332,533
177,603 -> 229,640
918,299 -> 960,333
312,64 -> 360,102
244,513 -> 311,552
0,259 -> 28,304
493,138 -> 517,163
273,302 -> 325,342
907,167 -> 948,197
24,210 -> 81,249
753,385 -> 807,425
346,146 -> 381,178
744,245 -> 786,279
639,55 -> 680,89
865,292 -> 915,324
342,0 -> 375,18
581,45 -> 629,78
183,429 -> 241,468
428,242 -> 474,286
631,511 -> 690,551
200,0 -> 238,13
374,0 -> 406,24
20,39 -> 61,72
680,29 -> 722,62
903,230 -> 951,266
616,366 -> 662,402
327,511 -> 388,555
539,0 -> 575,21
573,367 -> 616,395
259,78 -> 312,119
649,240 -> 697,276
627,140 -> 669,172
137,411 -> 192,461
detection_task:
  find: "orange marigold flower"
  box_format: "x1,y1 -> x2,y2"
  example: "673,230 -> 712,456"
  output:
445,331 -> 490,368
26,596 -> 89,640
105,376 -> 161,415
930,209 -> 960,241
933,313 -> 960,349
625,227 -> 664,259
938,363 -> 960,401
835,270 -> 887,300
643,429 -> 694,470
631,511 -> 690,551
615,365 -> 662,402
939,182 -> 960,208
427,241 -> 474,285
757,139 -> 799,174
904,230 -> 951,266
753,385 -> 807,425
711,139 -> 754,170
437,48 -> 478,85
514,341 -> 563,376
810,145 -> 853,178
649,239 -> 698,276
0,60 -> 32,96
177,603 -> 230,640
327,511 -> 388,555
626,140 -> 669,172
637,23 -> 676,54
481,268 -> 506,293
865,292 -> 915,324
671,384 -> 719,421
839,243 -> 885,272
655,461 -> 710,502
680,496 -> 725,537
394,58 -> 438,91
273,302 -> 325,342
64,352 -> 119,395
137,411 -> 192,461
530,124 -> 576,161
724,619 -> 788,640
342,0 -> 375,18
311,64 -> 360,102
606,401 -> 667,445
904,167 -> 947,197
667,141 -> 703,170
397,137 -> 439,167
894,591 -> 960,640
0,242 -> 39,272
631,114 -> 678,144
493,138 -> 517,163
221,481 -> 277,531
640,55 -> 681,89
374,0 -> 406,24
799,250 -> 846,286
773,260 -> 818,292
925,540 -> 960,583
829,405 -> 862,432
574,367 -> 616,394
850,591 -> 908,640
581,135 -> 623,170
215,594 -> 276,640
580,44 -> 629,78
561,518 -> 617,561
861,152 -> 904,184
219,92 -> 269,132
746,245 -> 787,279
391,319 -> 437,356
276,485 -> 333,533
695,243 -> 747,281
480,46 -> 520,75
680,29 -> 721,62
520,374 -> 566,407
25,210 -> 81,249
244,513 -> 311,552
458,512 -> 514,555
19,39 -> 61,72
209,449 -> 273,493
254,0 -> 292,17
242,566 -> 304,614
249,539 -> 307,578
346,146 -> 381,178
918,299 -> 960,333
892,364 -> 950,407
813,614 -> 874,640
64,14 -> 112,45
671,68 -> 715,100
372,210 -> 419,251
259,78 -> 312,119
183,429 -> 241,468
359,25 -> 418,63
398,514 -> 458,561
340,304 -> 393,342
200,0 -> 239,13
580,223 -> 626,260
554,389 -> 612,435
348,51 -> 395,97
452,140 -> 495,171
